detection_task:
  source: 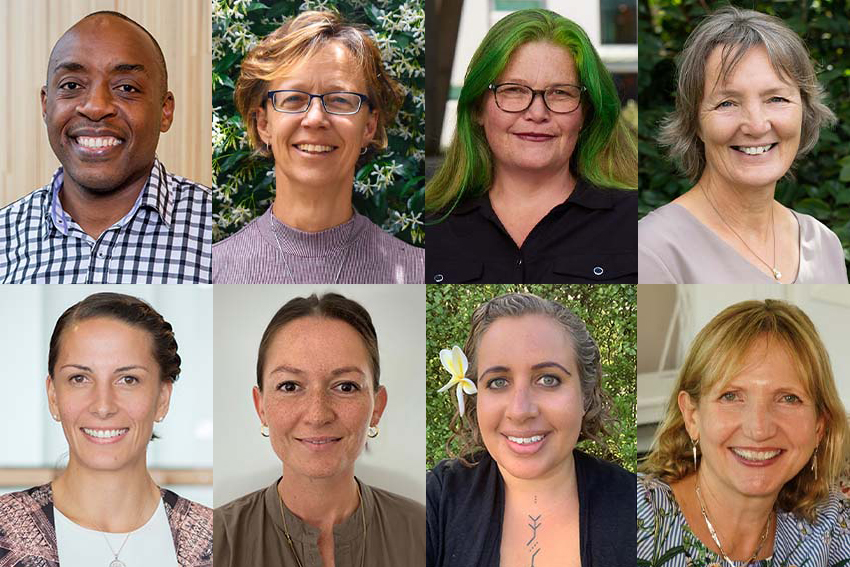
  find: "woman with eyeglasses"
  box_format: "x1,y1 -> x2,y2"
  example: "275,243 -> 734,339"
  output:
424,9 -> 638,284
213,11 -> 424,284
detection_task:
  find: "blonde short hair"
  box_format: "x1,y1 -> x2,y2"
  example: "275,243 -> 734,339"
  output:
233,11 -> 403,158
659,6 -> 836,181
641,299 -> 849,522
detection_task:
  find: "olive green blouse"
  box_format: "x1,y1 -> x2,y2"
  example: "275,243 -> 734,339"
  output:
214,478 -> 425,567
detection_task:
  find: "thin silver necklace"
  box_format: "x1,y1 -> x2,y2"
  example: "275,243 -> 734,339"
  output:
103,532 -> 132,567
278,482 -> 366,567
695,481 -> 771,566
268,210 -> 354,283
701,186 -> 781,280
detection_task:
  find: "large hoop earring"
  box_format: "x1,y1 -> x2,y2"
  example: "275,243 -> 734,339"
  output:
367,425 -> 379,438
691,438 -> 699,470
261,425 -> 269,438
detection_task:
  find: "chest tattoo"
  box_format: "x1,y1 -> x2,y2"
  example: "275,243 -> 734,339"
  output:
526,513 -> 542,566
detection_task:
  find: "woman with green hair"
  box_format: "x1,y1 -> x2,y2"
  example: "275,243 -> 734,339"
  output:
424,9 -> 637,284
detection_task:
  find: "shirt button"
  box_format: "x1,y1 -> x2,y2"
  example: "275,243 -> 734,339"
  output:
96,249 -> 107,259
517,259 -> 523,266
593,266 -> 604,276
434,274 -> 444,283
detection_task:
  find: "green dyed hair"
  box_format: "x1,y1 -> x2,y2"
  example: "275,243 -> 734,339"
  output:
425,9 -> 637,213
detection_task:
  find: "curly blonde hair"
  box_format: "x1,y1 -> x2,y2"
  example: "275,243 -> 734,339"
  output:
641,299 -> 849,523
233,11 -> 403,158
446,293 -> 613,466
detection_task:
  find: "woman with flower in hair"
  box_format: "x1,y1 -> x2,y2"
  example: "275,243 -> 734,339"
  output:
427,292 -> 635,567
638,299 -> 850,566
424,9 -> 637,284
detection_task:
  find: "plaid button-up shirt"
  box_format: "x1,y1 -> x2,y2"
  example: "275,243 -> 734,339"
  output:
0,159 -> 211,283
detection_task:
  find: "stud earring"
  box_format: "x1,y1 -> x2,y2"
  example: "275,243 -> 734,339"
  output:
367,425 -> 379,438
691,437 -> 699,470
52,414 -> 60,422
261,425 -> 270,438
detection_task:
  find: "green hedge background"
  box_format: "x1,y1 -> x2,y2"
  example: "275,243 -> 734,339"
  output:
212,0 -> 425,245
426,284 -> 637,472
638,0 -> 850,277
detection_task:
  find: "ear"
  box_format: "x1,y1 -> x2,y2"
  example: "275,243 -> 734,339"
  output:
41,86 -> 48,122
252,385 -> 267,427
371,385 -> 387,426
816,414 -> 825,444
362,108 -> 378,148
256,107 -> 271,146
160,91 -> 175,133
46,375 -> 59,419
156,380 -> 173,421
678,390 -> 700,441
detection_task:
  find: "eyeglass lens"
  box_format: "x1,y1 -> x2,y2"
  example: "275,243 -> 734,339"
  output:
271,91 -> 362,114
494,84 -> 582,113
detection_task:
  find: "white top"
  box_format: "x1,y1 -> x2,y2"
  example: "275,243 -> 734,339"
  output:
55,498 -> 179,567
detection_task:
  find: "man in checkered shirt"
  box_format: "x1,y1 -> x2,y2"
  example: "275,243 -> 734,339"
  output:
0,11 -> 211,284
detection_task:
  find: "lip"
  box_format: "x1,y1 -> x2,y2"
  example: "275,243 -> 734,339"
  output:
80,427 -> 130,445
729,142 -> 778,158
292,142 -> 338,156
513,132 -> 556,142
296,436 -> 342,451
729,446 -> 784,467
501,432 -> 550,455
67,129 -> 126,159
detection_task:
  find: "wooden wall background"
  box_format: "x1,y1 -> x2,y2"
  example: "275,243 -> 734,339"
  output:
0,0 -> 212,207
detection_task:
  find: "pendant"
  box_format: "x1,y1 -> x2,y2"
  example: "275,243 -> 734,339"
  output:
110,559 -> 126,567
772,268 -> 781,280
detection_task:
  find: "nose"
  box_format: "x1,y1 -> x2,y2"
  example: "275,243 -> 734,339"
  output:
89,382 -> 118,419
303,389 -> 335,425
523,92 -> 551,121
76,81 -> 117,122
740,102 -> 770,137
300,96 -> 330,127
741,399 -> 778,441
505,383 -> 539,422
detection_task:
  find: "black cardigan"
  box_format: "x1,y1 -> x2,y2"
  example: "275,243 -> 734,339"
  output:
426,450 -> 636,567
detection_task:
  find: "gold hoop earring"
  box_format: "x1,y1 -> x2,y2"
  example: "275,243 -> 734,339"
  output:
52,414 -> 60,422
367,425 -> 379,438
261,425 -> 269,438
691,438 -> 699,470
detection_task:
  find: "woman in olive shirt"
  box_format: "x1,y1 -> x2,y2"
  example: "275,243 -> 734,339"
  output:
214,293 -> 424,567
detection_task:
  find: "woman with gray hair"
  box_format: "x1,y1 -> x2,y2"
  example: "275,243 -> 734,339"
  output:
639,6 -> 846,284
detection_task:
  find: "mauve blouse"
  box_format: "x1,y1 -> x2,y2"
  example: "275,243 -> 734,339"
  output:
639,203 -> 848,284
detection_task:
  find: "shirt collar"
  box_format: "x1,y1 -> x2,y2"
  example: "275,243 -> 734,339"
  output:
451,177 -> 616,217
44,158 -> 173,236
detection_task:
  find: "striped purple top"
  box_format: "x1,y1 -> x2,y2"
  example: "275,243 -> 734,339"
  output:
212,207 -> 424,283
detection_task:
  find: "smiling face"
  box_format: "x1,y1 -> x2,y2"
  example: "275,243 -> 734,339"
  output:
475,314 -> 584,481
47,317 -> 172,473
680,335 -> 822,500
698,44 -> 803,192
253,316 -> 386,481
41,15 -> 174,195
256,42 -> 378,192
478,41 -> 585,179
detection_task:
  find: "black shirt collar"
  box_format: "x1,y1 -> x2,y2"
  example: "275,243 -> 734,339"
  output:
451,177 -> 614,217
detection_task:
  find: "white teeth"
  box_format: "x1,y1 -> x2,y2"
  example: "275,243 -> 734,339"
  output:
296,144 -> 334,153
507,434 -> 545,444
303,439 -> 336,445
76,136 -> 123,149
732,448 -> 781,461
83,428 -> 127,439
737,144 -> 773,155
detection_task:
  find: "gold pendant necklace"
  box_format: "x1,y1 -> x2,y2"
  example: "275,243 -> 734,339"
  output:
278,481 -> 366,567
695,481 -> 771,566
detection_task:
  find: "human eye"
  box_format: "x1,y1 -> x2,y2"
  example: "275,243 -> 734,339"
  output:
276,381 -> 301,393
59,81 -> 82,91
536,374 -> 561,387
718,390 -> 741,402
116,84 -> 140,94
716,100 -> 735,109
69,374 -> 88,385
117,375 -> 139,385
780,393 -> 802,404
486,377 -> 509,390
768,96 -> 790,103
333,381 -> 361,394
501,85 -> 527,95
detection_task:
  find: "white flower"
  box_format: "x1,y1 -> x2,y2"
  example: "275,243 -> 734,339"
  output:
437,346 -> 477,416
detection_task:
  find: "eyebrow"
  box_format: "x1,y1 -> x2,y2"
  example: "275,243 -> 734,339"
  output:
59,364 -> 148,373
52,62 -> 147,76
709,85 -> 795,98
268,365 -> 366,378
480,361 -> 572,378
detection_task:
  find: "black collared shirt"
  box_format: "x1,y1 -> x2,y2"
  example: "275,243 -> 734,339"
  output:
424,179 -> 637,283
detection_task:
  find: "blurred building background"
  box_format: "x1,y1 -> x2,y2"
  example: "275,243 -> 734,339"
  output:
425,0 -> 637,171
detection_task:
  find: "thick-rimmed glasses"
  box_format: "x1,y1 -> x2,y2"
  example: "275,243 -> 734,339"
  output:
488,83 -> 585,114
267,89 -> 371,115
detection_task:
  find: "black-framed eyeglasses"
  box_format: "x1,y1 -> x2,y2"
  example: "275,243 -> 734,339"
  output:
488,83 -> 586,114
267,89 -> 371,115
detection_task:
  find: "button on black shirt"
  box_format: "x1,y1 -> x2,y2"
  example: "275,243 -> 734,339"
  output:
425,178 -> 637,283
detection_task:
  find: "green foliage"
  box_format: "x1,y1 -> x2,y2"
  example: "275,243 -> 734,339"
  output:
212,0 -> 425,245
639,0 -> 850,276
426,285 -> 637,472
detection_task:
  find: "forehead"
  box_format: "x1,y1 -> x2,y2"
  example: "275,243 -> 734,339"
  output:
270,41 -> 367,90
48,16 -> 161,82
57,317 -> 154,359
703,43 -> 795,94
478,314 -> 574,365
707,334 -> 810,394
266,316 -> 370,367
500,41 -> 578,83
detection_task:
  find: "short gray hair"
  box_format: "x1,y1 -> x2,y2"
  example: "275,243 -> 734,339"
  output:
447,292 -> 613,465
659,6 -> 836,181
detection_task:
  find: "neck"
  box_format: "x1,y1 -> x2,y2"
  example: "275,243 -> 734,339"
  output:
498,451 -> 578,511
697,173 -> 775,235
52,457 -> 159,533
272,170 -> 355,232
59,168 -> 151,240
490,164 -> 576,207
278,469 -> 360,532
